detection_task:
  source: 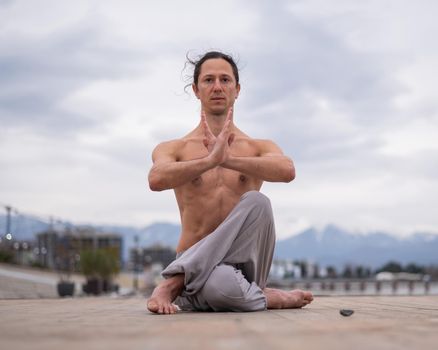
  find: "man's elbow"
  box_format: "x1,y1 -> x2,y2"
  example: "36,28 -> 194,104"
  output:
148,174 -> 165,192
149,182 -> 162,192
283,163 -> 295,183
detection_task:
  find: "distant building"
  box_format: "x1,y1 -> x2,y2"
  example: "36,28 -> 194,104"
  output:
376,272 -> 424,281
270,259 -> 303,279
129,244 -> 176,271
36,227 -> 122,271
36,231 -> 57,269
0,238 -> 35,265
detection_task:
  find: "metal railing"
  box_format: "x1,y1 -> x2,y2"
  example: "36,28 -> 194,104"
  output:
267,278 -> 437,296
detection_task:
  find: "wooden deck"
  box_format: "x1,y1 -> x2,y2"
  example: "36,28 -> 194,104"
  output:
1,295 -> 437,350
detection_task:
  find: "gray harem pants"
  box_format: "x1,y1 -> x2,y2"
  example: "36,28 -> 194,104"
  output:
161,191 -> 276,312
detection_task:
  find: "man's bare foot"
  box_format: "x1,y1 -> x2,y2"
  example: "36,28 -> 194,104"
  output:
263,288 -> 314,309
147,274 -> 185,315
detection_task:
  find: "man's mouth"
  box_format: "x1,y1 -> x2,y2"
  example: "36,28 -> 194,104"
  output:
211,97 -> 225,101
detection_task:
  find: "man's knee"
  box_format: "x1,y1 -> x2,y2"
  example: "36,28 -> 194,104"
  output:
201,265 -> 266,312
203,265 -> 243,300
241,191 -> 272,216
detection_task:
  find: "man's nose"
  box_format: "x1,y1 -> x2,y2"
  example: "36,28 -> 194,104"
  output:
213,79 -> 222,91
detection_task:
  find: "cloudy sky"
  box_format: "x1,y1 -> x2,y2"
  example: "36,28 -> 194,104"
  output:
1,0 -> 437,238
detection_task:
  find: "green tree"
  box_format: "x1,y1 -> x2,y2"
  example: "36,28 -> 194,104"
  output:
342,265 -> 353,278
376,261 -> 403,273
404,263 -> 425,274
326,266 -> 337,278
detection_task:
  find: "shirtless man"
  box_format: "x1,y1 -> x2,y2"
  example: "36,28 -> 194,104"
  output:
147,51 -> 313,314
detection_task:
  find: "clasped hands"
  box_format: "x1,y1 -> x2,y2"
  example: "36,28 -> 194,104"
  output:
201,107 -> 235,166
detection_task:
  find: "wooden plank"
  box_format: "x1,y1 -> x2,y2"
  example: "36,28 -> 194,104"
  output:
1,296 -> 437,350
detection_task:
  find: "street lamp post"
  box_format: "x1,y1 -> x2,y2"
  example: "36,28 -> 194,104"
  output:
133,235 -> 139,291
5,206 -> 12,240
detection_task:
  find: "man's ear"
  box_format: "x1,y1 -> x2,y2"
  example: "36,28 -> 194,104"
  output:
192,83 -> 200,99
235,83 -> 241,99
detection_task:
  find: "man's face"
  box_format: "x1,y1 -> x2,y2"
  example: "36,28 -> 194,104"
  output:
192,58 -> 240,115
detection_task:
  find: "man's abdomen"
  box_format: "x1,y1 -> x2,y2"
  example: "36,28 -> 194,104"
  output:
176,188 -> 242,252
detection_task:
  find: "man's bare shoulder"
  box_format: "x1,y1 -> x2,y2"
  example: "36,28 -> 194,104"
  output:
152,139 -> 183,154
154,129 -> 198,148
152,131 -> 203,161
233,132 -> 283,156
151,139 -> 181,163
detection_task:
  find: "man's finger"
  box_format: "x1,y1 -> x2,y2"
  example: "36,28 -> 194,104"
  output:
228,133 -> 235,146
201,117 -> 211,138
201,110 -> 208,129
201,110 -> 214,137
201,110 -> 207,128
227,107 -> 234,123
202,119 -> 209,138
219,119 -> 231,137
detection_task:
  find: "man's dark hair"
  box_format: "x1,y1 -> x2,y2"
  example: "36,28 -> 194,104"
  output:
186,51 -> 239,87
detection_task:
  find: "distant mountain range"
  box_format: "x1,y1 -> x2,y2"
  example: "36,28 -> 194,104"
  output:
274,224 -> 438,268
1,215 -> 437,268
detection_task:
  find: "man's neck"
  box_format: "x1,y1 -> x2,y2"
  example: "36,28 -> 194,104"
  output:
202,111 -> 232,136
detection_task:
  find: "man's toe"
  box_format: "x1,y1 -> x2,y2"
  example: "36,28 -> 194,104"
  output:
164,304 -> 171,314
304,291 -> 313,300
147,299 -> 159,313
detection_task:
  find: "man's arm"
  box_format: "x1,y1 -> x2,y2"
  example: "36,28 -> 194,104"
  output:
148,141 -> 215,191
149,115 -> 234,191
221,140 -> 295,183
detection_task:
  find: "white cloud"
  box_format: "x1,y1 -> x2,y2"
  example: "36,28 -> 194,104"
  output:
380,119 -> 438,156
1,0 -> 437,237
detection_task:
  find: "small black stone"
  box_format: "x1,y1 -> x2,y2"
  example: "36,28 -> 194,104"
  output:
340,309 -> 354,317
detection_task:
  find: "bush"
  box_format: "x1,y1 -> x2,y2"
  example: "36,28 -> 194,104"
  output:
79,248 -> 120,280
0,249 -> 14,263
376,261 -> 403,274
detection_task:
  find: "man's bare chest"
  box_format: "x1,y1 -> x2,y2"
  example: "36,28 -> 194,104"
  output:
176,139 -> 261,192
177,137 -> 259,161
